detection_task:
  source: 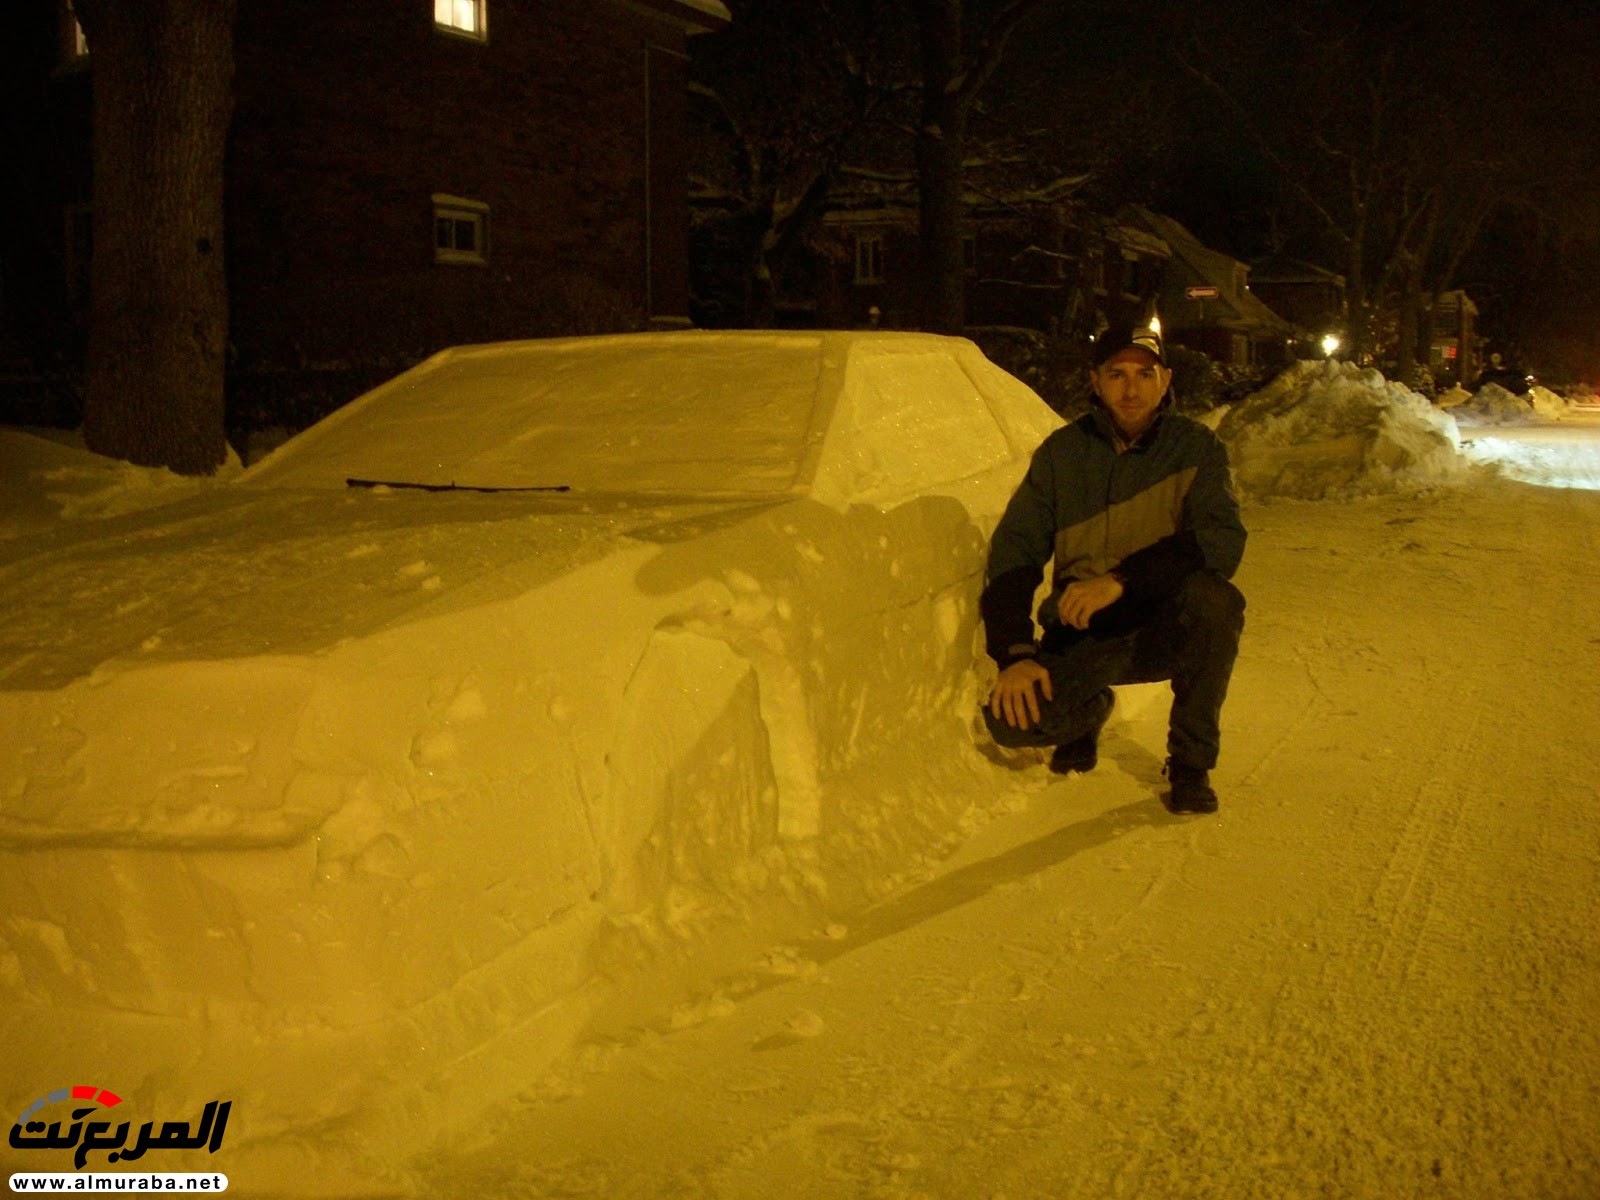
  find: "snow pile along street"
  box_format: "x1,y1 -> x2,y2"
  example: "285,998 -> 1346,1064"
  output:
1527,384 -> 1572,421
1216,359 -> 1466,499
1450,381 -> 1542,426
1445,373 -> 1600,490
0,427 -> 240,540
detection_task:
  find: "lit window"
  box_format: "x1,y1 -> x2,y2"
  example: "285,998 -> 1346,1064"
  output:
854,234 -> 884,285
434,0 -> 485,40
433,194 -> 488,264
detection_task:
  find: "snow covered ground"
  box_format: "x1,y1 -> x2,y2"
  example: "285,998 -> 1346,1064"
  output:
1458,413 -> 1600,490
3,355 -> 1599,1197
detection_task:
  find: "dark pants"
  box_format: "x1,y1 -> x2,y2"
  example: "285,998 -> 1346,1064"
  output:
982,570 -> 1245,771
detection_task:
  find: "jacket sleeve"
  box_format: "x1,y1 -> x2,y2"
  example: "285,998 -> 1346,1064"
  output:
1114,427 -> 1244,608
980,440 -> 1059,668
1184,428 -> 1246,577
1114,531 -> 1205,608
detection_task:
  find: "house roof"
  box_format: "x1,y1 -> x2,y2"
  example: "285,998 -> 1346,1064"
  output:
817,175 -> 1171,265
1250,255 -> 1346,288
1109,224 -> 1170,260
1010,173 -> 1095,205
820,168 -> 1100,223
1122,205 -> 1299,338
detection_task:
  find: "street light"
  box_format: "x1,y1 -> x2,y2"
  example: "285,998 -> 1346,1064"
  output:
1321,333 -> 1341,357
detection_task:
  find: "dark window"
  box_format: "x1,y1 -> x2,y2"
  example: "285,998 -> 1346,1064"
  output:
432,195 -> 488,264
1120,256 -> 1139,297
854,234 -> 885,285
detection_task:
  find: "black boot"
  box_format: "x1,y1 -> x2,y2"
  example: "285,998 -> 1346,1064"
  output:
1049,689 -> 1114,774
1163,760 -> 1218,814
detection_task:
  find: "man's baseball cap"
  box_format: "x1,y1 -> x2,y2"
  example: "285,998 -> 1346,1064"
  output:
1093,321 -> 1166,367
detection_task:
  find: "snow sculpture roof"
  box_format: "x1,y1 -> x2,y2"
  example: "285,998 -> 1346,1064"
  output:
240,330 -> 1056,507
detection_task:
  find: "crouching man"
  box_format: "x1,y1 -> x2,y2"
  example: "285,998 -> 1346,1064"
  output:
979,322 -> 1246,814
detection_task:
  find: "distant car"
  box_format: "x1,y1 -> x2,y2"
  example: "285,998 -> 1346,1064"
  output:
0,330 -> 1058,1158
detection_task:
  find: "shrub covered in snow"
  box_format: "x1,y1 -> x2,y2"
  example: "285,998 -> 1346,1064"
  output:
1166,344 -> 1224,414
966,326 -> 1094,419
1216,359 -> 1466,500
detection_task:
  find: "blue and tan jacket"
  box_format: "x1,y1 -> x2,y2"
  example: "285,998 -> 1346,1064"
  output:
981,405 -> 1245,668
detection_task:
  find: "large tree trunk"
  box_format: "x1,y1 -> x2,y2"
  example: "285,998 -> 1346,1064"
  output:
1395,259 -> 1423,384
911,0 -> 1046,334
77,0 -> 236,475
915,0 -> 967,335
915,99 -> 967,334
1343,234 -> 1371,365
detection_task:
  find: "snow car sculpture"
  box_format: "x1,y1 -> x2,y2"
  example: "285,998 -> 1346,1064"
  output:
0,331 -> 1059,1170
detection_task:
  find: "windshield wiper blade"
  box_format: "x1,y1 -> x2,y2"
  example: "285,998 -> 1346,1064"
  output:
346,478 -> 571,494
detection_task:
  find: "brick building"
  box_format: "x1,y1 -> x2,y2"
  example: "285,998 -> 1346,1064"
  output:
807,174 -> 1170,337
8,0 -> 729,430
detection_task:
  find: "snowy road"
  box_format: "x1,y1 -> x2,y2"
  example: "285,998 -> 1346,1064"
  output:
1459,407 -> 1600,490
410,465 -> 1600,1199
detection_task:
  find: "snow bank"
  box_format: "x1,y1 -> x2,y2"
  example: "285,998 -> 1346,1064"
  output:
1452,382 -> 1572,427
1451,382 -> 1537,426
0,428 -> 241,539
1528,384 -> 1570,421
1216,360 -> 1466,499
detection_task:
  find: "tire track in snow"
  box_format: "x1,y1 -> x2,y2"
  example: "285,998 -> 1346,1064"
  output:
1366,670 -> 1488,988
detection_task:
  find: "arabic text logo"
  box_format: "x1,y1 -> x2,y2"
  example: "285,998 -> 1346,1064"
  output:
10,1086 -> 231,1172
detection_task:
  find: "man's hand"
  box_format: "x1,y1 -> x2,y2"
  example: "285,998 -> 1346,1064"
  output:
1057,573 -> 1124,630
990,659 -> 1054,730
